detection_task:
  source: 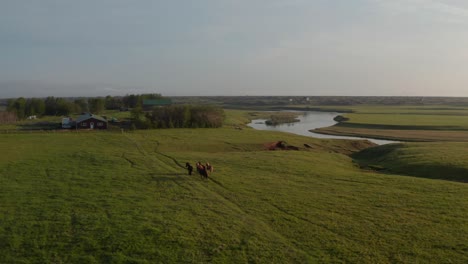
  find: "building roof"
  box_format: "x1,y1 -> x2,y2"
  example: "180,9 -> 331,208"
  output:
76,113 -> 108,123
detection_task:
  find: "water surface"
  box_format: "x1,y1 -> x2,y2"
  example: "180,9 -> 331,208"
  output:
247,111 -> 396,145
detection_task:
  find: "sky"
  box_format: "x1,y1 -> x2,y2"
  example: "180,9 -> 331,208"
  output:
1,0 -> 468,97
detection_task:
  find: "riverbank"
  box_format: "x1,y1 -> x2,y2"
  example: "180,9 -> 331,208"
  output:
232,106 -> 468,143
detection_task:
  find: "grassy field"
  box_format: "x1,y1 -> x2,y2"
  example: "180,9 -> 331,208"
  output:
312,105 -> 468,141
353,142 -> 468,182
0,117 -> 467,263
338,114 -> 468,130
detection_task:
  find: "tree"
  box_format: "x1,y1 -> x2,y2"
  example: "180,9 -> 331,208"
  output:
183,106 -> 191,128
131,105 -> 143,121
105,95 -> 122,110
44,97 -> 73,116
55,98 -> 73,115
122,93 -> 162,108
146,105 -> 224,129
26,98 -> 45,116
123,94 -> 139,108
7,97 -> 27,119
74,98 -> 89,113
44,97 -> 57,115
88,98 -> 105,114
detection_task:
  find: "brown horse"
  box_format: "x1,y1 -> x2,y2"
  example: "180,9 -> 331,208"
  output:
196,162 -> 208,179
206,163 -> 213,174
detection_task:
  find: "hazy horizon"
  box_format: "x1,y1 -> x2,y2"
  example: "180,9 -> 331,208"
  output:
2,1 -> 468,98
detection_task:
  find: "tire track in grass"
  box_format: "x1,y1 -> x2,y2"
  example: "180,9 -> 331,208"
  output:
138,136 -> 184,169
154,149 -> 185,169
148,141 -> 312,259
266,201 -> 348,241
121,153 -> 136,167
123,133 -> 167,169
123,133 -> 194,194
123,133 -> 147,156
139,136 -> 314,260
89,133 -> 140,170
126,133 -> 184,170
124,133 -> 315,260
204,175 -> 362,262
189,177 -> 315,261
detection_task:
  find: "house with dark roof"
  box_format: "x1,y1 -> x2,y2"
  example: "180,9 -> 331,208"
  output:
75,113 -> 108,129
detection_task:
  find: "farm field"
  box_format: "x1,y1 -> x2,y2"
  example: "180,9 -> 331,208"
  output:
312,105 -> 468,141
0,117 -> 467,263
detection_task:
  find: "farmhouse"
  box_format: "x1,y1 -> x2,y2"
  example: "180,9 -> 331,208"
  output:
75,113 -> 108,129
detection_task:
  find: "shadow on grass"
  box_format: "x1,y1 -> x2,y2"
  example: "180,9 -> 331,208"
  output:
150,172 -> 181,178
360,164 -> 468,183
351,143 -> 401,159
352,144 -> 468,183
148,172 -> 201,180
17,121 -> 61,130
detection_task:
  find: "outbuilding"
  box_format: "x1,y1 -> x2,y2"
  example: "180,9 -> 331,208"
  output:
62,117 -> 73,128
75,113 -> 108,129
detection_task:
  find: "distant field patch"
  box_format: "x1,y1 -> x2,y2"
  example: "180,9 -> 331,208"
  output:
342,113 -> 468,130
309,105 -> 468,141
314,125 -> 468,142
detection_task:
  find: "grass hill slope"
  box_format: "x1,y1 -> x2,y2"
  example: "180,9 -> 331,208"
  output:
353,142 -> 468,182
0,129 -> 467,263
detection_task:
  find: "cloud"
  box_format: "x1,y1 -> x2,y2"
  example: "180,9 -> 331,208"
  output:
372,0 -> 468,24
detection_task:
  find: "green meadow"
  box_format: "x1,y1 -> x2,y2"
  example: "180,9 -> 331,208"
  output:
312,105 -> 468,141
0,110 -> 467,263
353,142 -> 468,182
342,114 -> 468,129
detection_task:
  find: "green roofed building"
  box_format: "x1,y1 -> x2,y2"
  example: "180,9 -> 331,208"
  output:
142,99 -> 172,110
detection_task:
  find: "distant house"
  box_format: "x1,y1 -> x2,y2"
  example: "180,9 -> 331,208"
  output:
75,113 -> 108,129
142,99 -> 172,110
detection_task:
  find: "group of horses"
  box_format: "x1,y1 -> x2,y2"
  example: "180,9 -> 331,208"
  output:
185,162 -> 213,179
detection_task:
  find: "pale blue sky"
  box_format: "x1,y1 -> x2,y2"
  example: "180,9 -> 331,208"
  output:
1,0 -> 468,97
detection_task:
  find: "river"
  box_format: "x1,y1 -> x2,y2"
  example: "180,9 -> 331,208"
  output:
247,111 -> 396,145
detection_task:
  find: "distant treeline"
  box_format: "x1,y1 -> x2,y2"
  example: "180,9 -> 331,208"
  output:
172,96 -> 468,107
132,105 -> 224,129
5,94 -> 163,120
